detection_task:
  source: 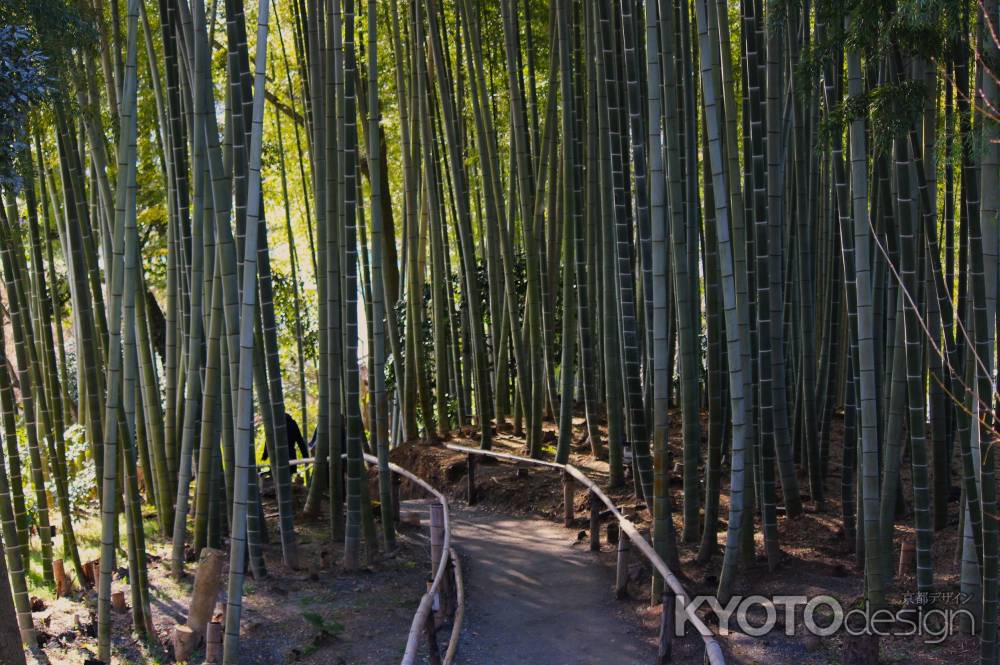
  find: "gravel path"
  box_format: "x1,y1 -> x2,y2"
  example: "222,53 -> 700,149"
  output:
447,505 -> 658,665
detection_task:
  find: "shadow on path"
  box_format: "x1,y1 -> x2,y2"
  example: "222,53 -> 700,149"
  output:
447,506 -> 657,665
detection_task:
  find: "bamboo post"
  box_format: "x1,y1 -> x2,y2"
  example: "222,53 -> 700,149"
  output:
430,502 -> 444,574
562,470 -> 573,527
111,591 -> 127,613
588,489 -> 600,551
615,532 -> 630,599
467,453 -> 477,505
657,590 -> 674,664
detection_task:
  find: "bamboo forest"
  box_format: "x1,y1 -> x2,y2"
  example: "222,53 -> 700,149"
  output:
0,0 -> 998,663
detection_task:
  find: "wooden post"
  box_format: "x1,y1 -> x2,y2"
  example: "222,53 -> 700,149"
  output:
204,621 -> 223,663
588,489 -> 600,552
424,610 -> 442,665
657,590 -> 674,664
467,453 -> 477,505
562,471 -> 573,527
174,547 -> 225,662
391,472 -> 401,522
446,558 -> 458,620
53,559 -> 69,597
111,591 -> 127,613
615,531 -> 630,599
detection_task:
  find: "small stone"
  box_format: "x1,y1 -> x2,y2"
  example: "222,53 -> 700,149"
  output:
803,634 -> 821,652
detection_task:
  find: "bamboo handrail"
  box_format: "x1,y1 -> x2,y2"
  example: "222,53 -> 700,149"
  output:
358,453 -> 460,665
445,442 -> 726,665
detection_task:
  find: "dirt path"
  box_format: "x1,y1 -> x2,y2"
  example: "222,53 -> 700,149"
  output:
446,505 -> 657,665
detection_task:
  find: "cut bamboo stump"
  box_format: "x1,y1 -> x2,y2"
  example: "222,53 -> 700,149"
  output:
53,559 -> 69,597
615,533 -> 630,599
172,625 -> 194,660
204,621 -> 223,663
898,537 -> 916,577
657,591 -> 675,664
173,547 -> 224,662
562,471 -> 573,527
111,591 -> 127,613
607,522 -> 620,545
589,489 -> 601,551
83,559 -> 99,588
187,547 -> 224,632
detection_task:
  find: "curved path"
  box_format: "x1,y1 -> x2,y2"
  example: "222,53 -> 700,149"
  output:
446,506 -> 657,665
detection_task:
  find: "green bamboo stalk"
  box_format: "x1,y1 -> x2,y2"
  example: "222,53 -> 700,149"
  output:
0,209 -> 54,591
223,0 -> 272,659
96,1 -> 140,657
693,0 -> 751,603
846,43 -> 885,609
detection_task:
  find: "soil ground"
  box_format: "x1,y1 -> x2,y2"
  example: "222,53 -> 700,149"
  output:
23,482 -> 430,665
448,505 -> 663,665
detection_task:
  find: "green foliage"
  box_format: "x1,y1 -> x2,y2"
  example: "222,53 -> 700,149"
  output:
807,0 -> 955,149
17,422 -> 98,527
0,0 -> 94,85
0,25 -> 48,190
272,268 -> 318,362
63,423 -> 98,515
301,610 -> 344,636
386,290 -> 433,396
825,79 -> 928,152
